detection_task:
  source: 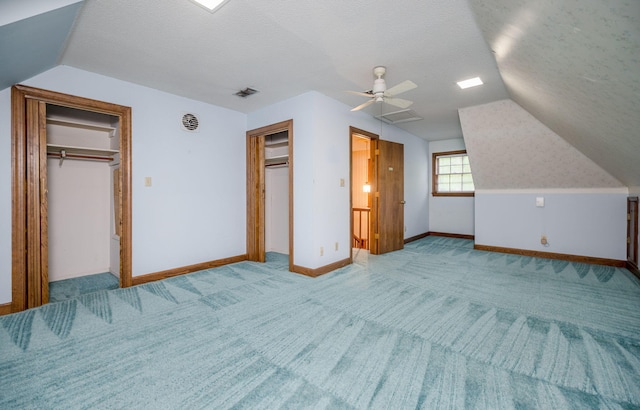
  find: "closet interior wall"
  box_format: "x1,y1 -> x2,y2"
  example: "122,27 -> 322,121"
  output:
264,131 -> 289,255
46,104 -> 120,282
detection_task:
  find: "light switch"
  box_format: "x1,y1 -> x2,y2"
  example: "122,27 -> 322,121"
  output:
340,178 -> 345,187
144,177 -> 152,187
536,197 -> 544,207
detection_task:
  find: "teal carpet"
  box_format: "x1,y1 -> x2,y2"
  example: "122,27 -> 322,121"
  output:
49,272 -> 120,303
1,237 -> 640,409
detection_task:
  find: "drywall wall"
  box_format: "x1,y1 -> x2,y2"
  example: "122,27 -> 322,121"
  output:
631,187 -> 640,266
0,66 -> 247,304
475,190 -> 627,260
429,139 -> 474,235
460,99 -> 627,260
0,88 -> 10,303
248,91 -> 429,269
47,159 -> 112,281
265,166 -> 289,254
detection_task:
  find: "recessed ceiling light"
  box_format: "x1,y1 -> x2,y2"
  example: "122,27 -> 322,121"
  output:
457,77 -> 483,89
190,0 -> 230,13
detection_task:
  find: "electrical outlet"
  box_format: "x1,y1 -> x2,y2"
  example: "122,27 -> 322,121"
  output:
335,242 -> 339,251
540,235 -> 548,245
320,246 -> 324,256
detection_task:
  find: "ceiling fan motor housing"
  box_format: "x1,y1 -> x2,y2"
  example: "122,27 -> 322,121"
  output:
373,79 -> 386,102
372,66 -> 387,100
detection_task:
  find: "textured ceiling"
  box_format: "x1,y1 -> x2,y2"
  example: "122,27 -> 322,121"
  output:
58,0 -> 508,141
2,0 -> 638,188
469,0 -> 640,188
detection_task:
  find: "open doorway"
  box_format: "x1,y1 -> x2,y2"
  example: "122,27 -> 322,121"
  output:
350,127 -> 377,260
351,132 -> 372,251
246,120 -> 294,271
350,126 -> 405,258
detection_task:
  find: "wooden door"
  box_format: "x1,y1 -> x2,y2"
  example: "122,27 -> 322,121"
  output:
628,197 -> 639,268
370,140 -> 404,255
246,134 -> 266,262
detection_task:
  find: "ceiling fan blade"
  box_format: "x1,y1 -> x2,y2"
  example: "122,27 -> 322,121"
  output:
351,99 -> 376,111
384,97 -> 413,109
347,90 -> 374,98
385,80 -> 417,97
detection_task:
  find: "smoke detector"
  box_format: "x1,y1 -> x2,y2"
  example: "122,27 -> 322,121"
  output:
181,112 -> 200,132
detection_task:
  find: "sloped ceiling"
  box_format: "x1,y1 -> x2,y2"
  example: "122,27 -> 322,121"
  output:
1,0 -> 638,189
468,0 -> 640,188
2,0 -> 509,141
0,1 -> 82,90
460,99 -> 624,189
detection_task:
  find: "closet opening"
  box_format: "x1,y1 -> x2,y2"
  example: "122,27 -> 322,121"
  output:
264,131 -> 290,256
45,104 -> 121,301
246,120 -> 293,271
11,85 -> 132,313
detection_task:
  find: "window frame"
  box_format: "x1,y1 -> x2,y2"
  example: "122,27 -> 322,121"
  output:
431,149 -> 475,197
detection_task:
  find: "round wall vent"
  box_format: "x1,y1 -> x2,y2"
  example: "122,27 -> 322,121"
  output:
181,113 -> 200,132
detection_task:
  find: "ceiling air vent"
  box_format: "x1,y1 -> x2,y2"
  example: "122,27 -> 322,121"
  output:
181,112 -> 200,132
234,87 -> 259,98
375,109 -> 423,124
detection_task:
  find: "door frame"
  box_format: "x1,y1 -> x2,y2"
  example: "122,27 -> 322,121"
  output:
11,84 -> 132,312
349,127 -> 378,260
628,196 -> 639,270
246,120 -> 294,271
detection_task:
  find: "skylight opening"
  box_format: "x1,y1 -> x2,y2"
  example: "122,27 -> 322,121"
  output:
457,77 -> 483,89
190,0 -> 230,13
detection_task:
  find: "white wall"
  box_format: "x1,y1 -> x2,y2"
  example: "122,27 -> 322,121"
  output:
460,99 -> 627,261
0,66 -> 247,303
0,87 -> 11,303
248,91 -> 429,269
47,159 -> 112,281
631,187 -> 640,265
428,139 -> 474,235
265,166 -> 289,254
475,189 -> 628,260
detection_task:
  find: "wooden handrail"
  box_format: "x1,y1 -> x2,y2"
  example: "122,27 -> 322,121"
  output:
353,208 -> 370,249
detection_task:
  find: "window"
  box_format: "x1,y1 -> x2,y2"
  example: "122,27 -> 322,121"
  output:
432,150 -> 474,196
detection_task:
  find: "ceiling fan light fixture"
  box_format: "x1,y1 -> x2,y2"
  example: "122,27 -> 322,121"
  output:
457,77 -> 483,89
189,0 -> 230,13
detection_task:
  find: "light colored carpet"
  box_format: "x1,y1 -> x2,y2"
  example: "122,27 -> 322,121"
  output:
1,237 -> 639,409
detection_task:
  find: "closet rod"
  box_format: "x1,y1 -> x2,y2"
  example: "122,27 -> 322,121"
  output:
47,152 -> 114,163
265,161 -> 289,168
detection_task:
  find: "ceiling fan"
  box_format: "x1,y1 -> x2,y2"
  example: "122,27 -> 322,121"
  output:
348,66 -> 417,112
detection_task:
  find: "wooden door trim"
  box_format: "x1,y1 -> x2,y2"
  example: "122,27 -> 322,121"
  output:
10,84 -> 133,313
349,127 -> 378,259
246,120 -> 294,271
628,196 -> 639,271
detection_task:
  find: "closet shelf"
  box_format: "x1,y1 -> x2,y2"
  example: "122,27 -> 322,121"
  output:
47,118 -> 117,138
47,144 -> 119,157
